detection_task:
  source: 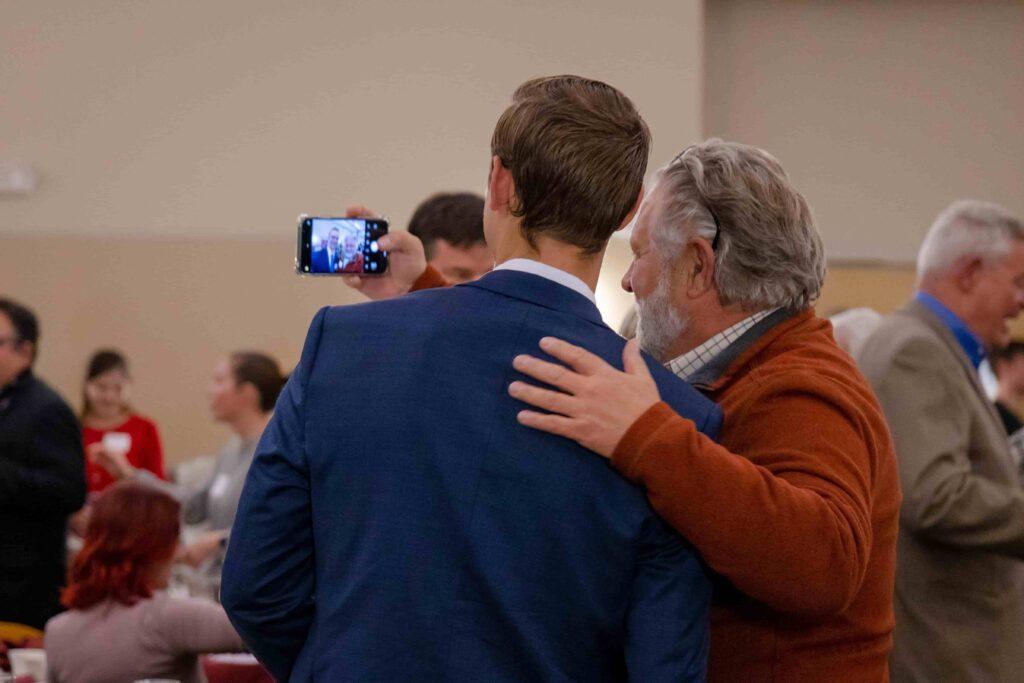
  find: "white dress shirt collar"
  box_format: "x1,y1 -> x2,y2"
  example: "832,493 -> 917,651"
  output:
493,258 -> 597,305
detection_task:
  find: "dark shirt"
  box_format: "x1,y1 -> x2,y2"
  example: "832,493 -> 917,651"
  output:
0,370 -> 86,629
995,400 -> 1024,436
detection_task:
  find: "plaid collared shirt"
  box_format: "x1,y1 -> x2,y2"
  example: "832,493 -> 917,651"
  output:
666,308 -> 778,380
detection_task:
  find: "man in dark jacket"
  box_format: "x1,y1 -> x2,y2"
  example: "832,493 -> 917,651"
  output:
0,298 -> 86,629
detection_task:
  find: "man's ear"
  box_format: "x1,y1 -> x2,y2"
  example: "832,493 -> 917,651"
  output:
615,186 -> 645,233
951,256 -> 984,294
683,238 -> 717,298
487,156 -> 515,215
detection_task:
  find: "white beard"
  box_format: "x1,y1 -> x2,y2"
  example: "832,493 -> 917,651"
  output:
636,275 -> 689,363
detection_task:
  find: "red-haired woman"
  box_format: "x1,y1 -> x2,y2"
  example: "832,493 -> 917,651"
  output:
45,482 -> 244,683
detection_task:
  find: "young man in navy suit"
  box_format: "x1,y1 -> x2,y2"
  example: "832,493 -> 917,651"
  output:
310,226 -> 340,273
222,75 -> 722,682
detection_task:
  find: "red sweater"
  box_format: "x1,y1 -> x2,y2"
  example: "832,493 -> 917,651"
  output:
613,310 -> 900,681
82,414 -> 166,493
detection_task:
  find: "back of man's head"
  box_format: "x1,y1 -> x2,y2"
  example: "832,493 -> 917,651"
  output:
491,75 -> 650,254
409,192 -> 485,258
653,139 -> 825,311
916,200 -> 1024,282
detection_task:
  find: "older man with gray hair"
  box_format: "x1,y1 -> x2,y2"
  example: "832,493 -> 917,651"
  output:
857,200 -> 1024,682
505,139 -> 901,680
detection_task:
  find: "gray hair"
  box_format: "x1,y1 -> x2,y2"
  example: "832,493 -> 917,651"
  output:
916,200 -> 1024,279
650,139 -> 826,311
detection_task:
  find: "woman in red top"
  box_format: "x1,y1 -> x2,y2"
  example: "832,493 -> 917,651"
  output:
81,349 -> 166,493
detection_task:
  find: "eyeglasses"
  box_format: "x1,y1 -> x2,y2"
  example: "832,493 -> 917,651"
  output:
671,146 -> 722,251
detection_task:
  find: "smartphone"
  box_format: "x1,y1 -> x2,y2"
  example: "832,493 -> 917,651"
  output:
296,216 -> 389,276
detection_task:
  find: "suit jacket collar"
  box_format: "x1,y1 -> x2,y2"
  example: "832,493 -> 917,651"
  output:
463,269 -> 606,327
903,298 -> 1000,423
913,291 -> 986,368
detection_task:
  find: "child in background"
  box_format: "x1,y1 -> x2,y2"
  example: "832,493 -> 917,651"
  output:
81,349 -> 165,493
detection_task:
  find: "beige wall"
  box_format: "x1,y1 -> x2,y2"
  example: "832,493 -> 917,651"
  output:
0,0 -> 704,237
1,1 -> 704,463
705,0 -> 1024,261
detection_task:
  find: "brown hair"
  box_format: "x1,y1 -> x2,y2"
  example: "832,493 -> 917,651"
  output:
992,340 -> 1024,376
230,351 -> 286,412
0,297 -> 39,362
63,482 -> 181,610
490,75 -> 650,255
408,192 -> 485,259
81,348 -> 131,419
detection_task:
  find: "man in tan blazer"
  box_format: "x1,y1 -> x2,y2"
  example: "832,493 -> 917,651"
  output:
858,199 -> 1024,682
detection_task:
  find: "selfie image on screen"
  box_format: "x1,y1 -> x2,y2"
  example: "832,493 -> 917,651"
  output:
310,219 -> 365,274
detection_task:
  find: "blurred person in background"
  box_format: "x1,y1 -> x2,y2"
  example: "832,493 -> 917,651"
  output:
92,351 -> 285,569
990,340 -> 1024,435
829,306 -> 884,359
45,482 -> 244,683
343,191 -> 492,296
618,305 -> 639,339
408,192 -> 491,283
858,200 -> 1024,682
81,349 -> 166,493
0,298 -> 86,630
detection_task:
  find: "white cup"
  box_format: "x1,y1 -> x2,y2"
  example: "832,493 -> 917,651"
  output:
102,431 -> 132,457
8,648 -> 46,681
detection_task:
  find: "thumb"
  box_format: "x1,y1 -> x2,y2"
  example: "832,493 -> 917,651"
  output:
376,234 -> 397,252
341,274 -> 363,290
622,338 -> 651,378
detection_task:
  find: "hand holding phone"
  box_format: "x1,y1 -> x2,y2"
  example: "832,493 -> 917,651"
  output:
338,205 -> 431,301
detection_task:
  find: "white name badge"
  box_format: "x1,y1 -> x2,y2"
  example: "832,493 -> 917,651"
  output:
209,472 -> 231,500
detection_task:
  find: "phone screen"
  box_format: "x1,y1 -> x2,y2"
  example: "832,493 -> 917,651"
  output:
297,217 -> 389,275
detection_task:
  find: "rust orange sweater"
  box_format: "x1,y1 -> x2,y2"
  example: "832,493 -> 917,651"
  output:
613,309 -> 900,682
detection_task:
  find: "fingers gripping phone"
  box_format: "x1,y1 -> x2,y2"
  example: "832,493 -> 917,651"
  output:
296,216 -> 389,275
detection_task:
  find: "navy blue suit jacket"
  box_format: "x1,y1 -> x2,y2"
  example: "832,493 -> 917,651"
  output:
222,270 -> 723,682
311,248 -> 335,274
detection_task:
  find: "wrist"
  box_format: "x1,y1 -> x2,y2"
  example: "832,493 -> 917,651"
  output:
610,402 -> 678,481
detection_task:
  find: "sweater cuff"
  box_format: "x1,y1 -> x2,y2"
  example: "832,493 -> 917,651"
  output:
611,402 -> 683,482
410,264 -> 451,292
